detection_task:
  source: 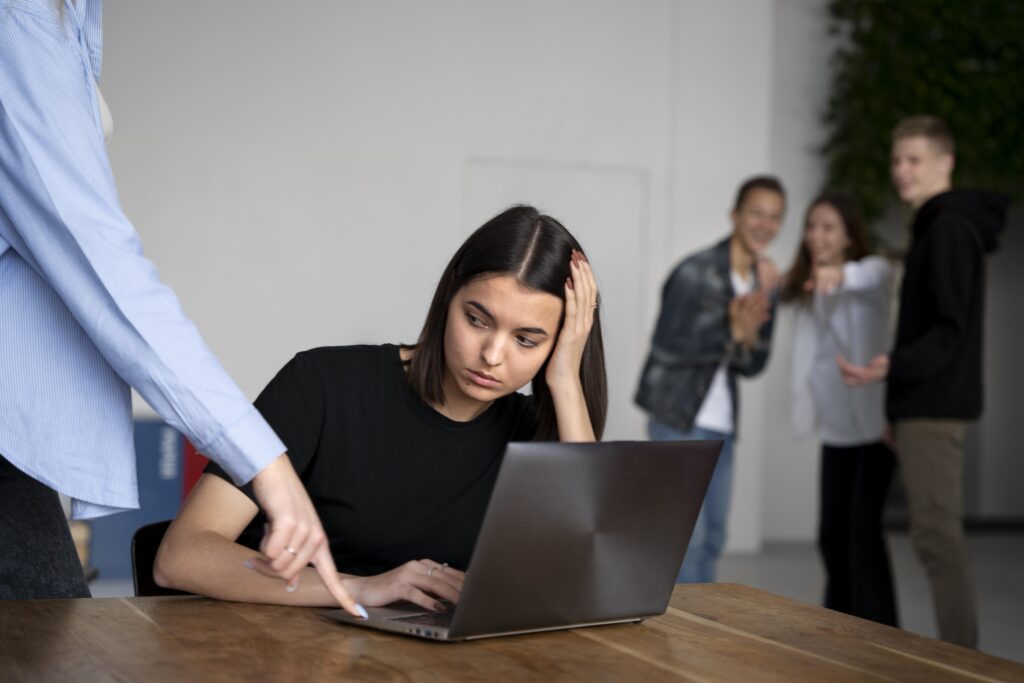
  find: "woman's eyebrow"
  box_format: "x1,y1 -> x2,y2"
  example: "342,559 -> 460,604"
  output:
466,301 -> 549,336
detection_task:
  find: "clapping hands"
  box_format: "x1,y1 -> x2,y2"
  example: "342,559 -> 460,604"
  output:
755,256 -> 780,293
729,290 -> 771,349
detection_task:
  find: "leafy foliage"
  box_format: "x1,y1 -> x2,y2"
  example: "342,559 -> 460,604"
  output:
823,0 -> 1024,220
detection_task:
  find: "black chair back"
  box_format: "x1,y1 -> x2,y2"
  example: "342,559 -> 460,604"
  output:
131,520 -> 191,597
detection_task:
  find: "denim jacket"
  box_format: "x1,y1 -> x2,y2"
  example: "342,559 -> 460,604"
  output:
635,237 -> 776,435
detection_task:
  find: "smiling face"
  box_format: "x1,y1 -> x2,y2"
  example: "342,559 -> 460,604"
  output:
441,275 -> 563,421
731,188 -> 785,257
891,135 -> 954,209
803,202 -> 852,267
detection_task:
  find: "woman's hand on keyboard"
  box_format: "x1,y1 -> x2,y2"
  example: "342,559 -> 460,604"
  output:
343,559 -> 465,612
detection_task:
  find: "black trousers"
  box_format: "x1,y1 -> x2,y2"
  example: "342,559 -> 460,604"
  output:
818,442 -> 898,627
0,455 -> 91,600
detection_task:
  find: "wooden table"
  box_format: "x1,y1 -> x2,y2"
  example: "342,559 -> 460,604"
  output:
1,583 -> 1020,682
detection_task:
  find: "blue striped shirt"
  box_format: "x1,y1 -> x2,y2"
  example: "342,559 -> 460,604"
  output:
0,0 -> 285,519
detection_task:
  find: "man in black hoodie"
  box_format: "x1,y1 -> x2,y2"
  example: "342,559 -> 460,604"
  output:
838,115 -> 1007,648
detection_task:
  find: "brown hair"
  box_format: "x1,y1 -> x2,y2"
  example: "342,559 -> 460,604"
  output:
891,115 -> 956,156
780,192 -> 870,305
406,205 -> 607,440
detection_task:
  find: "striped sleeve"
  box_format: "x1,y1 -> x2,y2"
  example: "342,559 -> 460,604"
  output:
0,4 -> 283,485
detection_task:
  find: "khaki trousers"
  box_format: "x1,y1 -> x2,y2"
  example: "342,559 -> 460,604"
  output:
895,419 -> 978,648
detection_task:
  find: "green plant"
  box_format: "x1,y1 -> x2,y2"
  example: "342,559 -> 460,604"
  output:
822,0 -> 1024,221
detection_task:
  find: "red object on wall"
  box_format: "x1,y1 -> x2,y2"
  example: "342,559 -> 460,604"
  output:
182,439 -> 209,499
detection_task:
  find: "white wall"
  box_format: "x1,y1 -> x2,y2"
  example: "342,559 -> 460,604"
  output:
104,0 -> 835,549
977,206 -> 1024,517
758,0 -> 835,541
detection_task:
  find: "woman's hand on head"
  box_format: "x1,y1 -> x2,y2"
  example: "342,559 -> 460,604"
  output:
341,560 -> 466,612
545,250 -> 598,389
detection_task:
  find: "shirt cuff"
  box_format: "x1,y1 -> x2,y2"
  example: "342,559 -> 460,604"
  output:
201,409 -> 286,486
72,499 -> 136,521
842,258 -> 888,291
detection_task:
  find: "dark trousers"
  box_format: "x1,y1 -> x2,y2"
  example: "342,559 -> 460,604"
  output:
818,442 -> 898,627
0,455 -> 90,600
895,419 -> 976,648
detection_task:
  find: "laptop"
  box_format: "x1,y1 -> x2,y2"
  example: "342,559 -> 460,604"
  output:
321,439 -> 720,641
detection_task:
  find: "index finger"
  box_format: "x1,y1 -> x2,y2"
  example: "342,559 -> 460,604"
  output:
570,258 -> 590,313
578,255 -> 598,292
573,260 -> 596,328
311,544 -> 366,618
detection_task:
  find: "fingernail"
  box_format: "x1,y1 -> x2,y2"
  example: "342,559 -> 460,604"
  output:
243,559 -> 255,570
434,602 -> 446,612
356,604 -> 369,619
285,579 -> 299,593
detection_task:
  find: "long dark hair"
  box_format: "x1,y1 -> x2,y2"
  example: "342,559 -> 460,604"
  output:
780,192 -> 870,304
406,205 -> 607,440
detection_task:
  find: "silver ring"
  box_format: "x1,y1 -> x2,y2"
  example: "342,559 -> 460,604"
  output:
427,567 -> 435,577
285,546 -> 298,556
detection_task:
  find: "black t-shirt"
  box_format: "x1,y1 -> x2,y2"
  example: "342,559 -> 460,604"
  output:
205,344 -> 537,576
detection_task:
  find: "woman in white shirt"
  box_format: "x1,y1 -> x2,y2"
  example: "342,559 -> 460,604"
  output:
781,192 -> 898,627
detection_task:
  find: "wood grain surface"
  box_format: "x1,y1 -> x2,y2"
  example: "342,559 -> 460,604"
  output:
1,583 -> 1020,682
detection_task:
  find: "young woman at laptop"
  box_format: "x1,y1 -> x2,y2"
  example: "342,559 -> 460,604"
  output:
154,205 -> 607,613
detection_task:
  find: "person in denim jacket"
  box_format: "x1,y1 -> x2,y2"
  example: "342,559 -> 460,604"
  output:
635,176 -> 785,583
